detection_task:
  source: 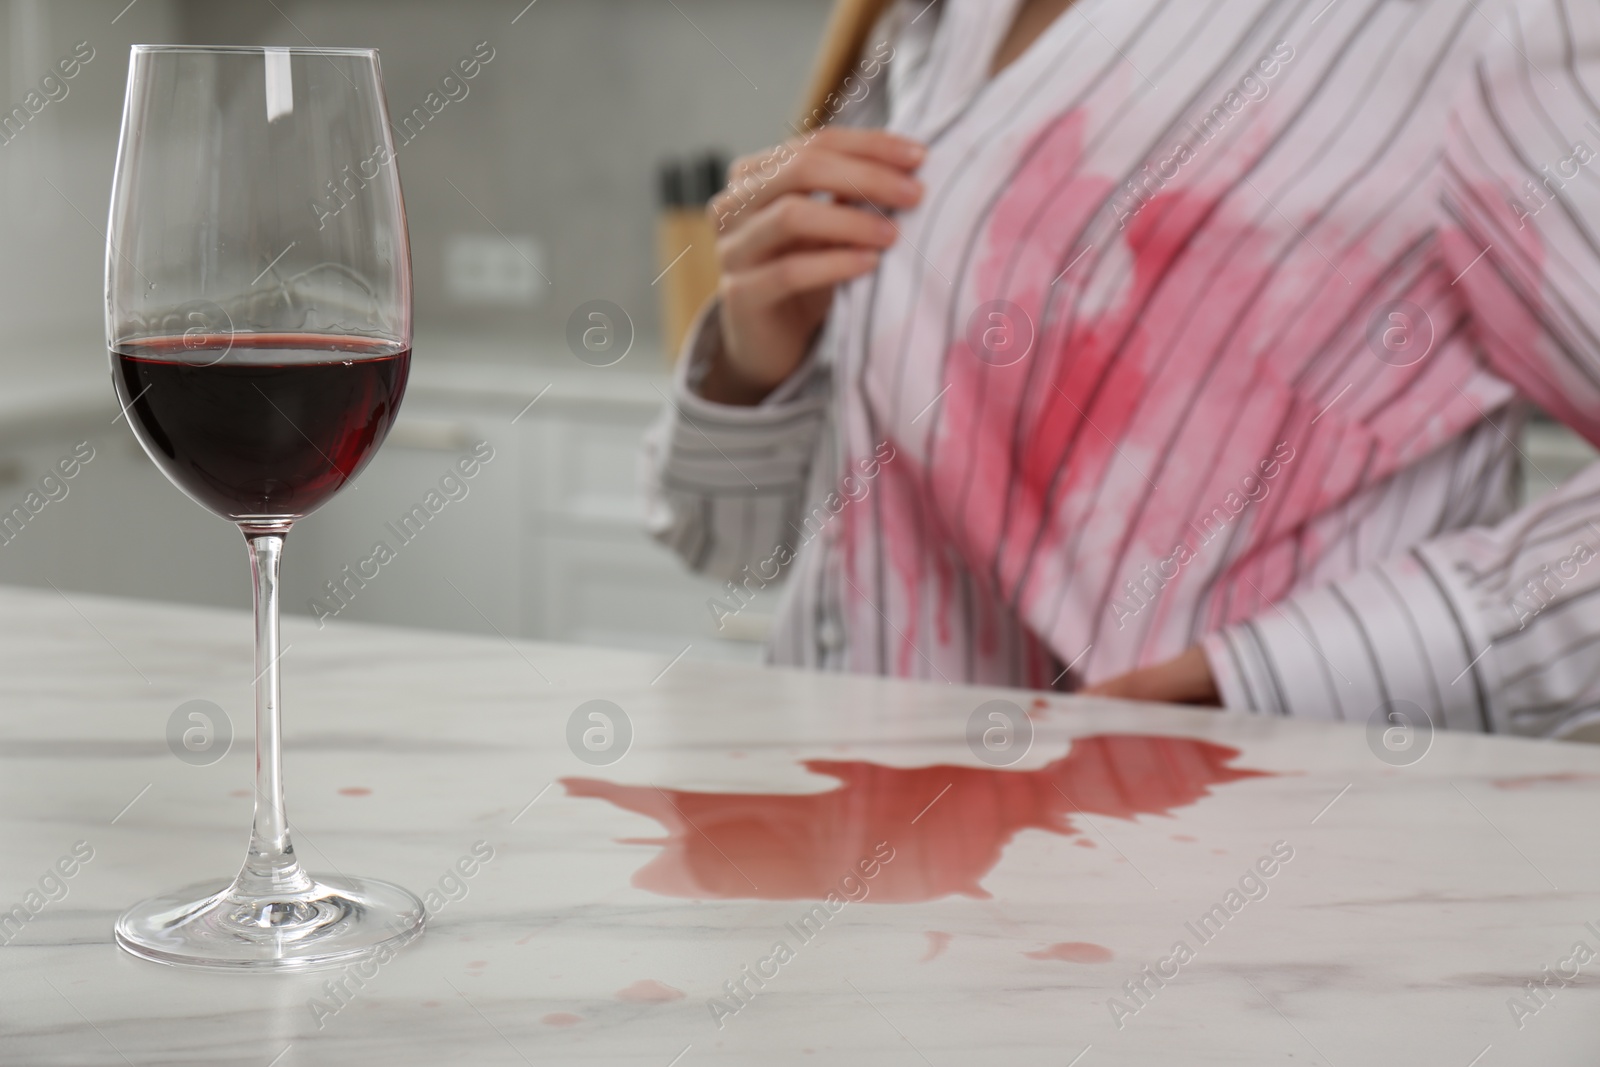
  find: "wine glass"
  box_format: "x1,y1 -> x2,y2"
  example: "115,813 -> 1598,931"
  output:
106,45 -> 423,970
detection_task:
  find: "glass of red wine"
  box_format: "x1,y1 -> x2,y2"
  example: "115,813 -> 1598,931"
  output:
107,45 -> 423,969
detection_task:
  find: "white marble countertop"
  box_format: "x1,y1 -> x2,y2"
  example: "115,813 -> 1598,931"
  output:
3,584 -> 1600,1065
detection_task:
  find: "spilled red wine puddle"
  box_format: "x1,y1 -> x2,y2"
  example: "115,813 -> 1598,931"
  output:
562,734 -> 1269,902
541,1012 -> 582,1028
616,979 -> 686,1004
1025,941 -> 1113,964
1492,772 -> 1600,790
921,931 -> 953,961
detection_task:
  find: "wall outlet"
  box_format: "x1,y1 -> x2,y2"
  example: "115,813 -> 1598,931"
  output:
444,232 -> 546,306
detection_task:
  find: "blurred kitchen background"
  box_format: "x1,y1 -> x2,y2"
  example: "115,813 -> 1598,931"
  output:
0,0 -> 825,662
1,0 -> 1595,668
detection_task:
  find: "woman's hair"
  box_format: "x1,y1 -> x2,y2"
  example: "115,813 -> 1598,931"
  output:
799,0 -> 897,123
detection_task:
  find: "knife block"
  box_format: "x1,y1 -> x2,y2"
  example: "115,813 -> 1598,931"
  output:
656,208 -> 720,364
656,153 -> 727,365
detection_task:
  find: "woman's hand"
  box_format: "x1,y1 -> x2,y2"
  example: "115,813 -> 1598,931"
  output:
699,127 -> 926,405
1084,646 -> 1222,706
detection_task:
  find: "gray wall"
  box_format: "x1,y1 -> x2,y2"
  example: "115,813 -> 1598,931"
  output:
0,0 -> 831,361
2,1 -> 183,367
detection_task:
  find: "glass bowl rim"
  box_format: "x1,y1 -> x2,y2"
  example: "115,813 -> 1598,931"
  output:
129,44 -> 380,57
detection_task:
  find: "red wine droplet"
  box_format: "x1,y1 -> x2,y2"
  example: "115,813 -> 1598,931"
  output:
1491,772 -> 1600,790
1024,941 -> 1113,963
921,931 -> 952,961
616,979 -> 686,1003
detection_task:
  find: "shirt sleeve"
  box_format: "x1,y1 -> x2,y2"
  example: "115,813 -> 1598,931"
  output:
639,302 -> 833,582
1203,0 -> 1600,738
1202,463 -> 1600,736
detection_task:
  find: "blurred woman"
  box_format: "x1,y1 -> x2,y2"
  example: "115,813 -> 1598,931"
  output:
644,0 -> 1600,738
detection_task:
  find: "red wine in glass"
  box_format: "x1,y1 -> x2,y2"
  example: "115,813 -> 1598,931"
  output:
113,333 -> 409,522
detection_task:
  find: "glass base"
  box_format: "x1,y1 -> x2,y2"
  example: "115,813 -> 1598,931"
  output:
115,874 -> 425,971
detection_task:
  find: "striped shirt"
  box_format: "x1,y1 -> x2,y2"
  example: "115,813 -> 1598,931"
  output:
643,0 -> 1600,739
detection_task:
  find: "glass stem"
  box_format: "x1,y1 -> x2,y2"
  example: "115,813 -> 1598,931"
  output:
235,526 -> 314,903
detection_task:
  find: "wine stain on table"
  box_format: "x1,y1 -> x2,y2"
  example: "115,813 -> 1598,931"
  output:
562,734 -> 1269,902
616,979 -> 686,1003
1491,772 -> 1600,789
1024,941 -> 1113,963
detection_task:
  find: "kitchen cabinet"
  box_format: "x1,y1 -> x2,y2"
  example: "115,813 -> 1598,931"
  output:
0,399 -> 245,613
282,355 -> 772,662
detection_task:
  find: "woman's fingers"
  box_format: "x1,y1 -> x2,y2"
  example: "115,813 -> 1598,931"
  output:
713,153 -> 922,228
711,130 -> 925,232
722,247 -> 882,309
718,195 -> 897,272
1082,647 -> 1221,706
703,128 -> 920,403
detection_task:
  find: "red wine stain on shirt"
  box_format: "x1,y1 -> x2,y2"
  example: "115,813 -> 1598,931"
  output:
1025,941 -> 1113,964
616,979 -> 686,1004
836,104 -> 1561,685
921,930 -> 953,961
1171,833 -> 1197,842
563,734 -> 1267,902
541,1012 -> 582,1028
1491,772 -> 1600,790
338,787 -> 372,797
